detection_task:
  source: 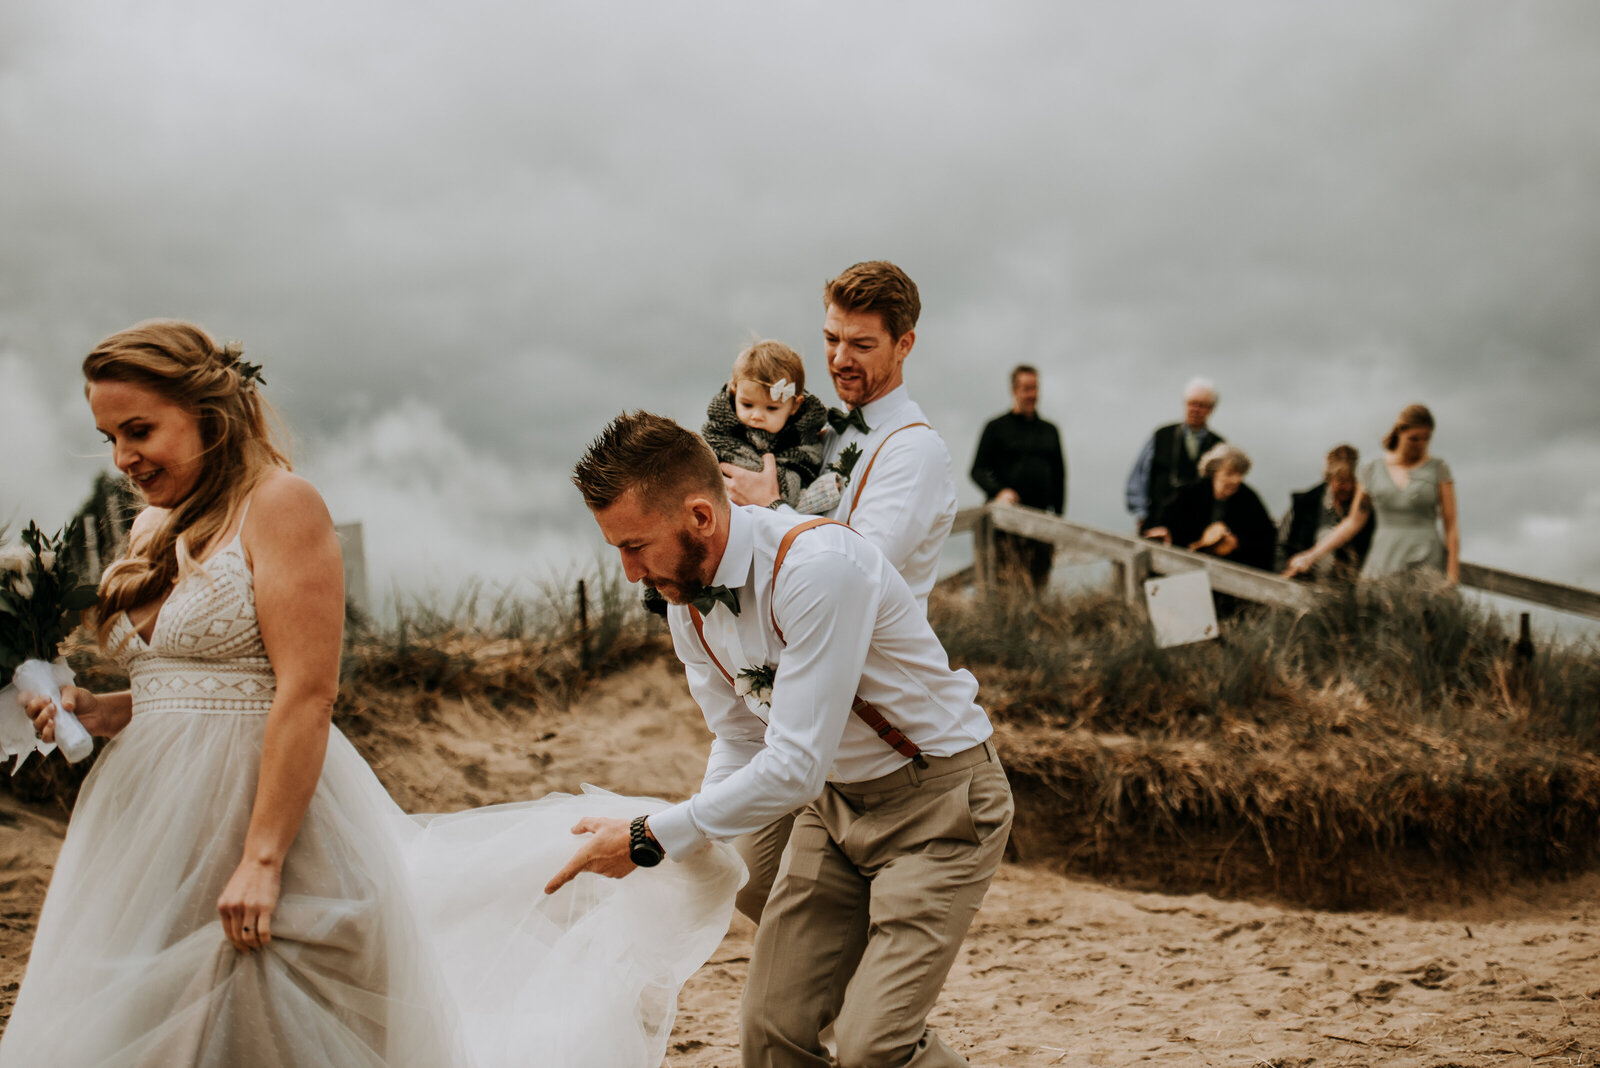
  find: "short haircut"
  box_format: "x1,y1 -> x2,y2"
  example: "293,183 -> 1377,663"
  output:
1383,404 -> 1435,451
1010,364 -> 1038,389
1324,443 -> 1359,481
823,261 -> 921,340
1199,442 -> 1251,478
1183,376 -> 1219,406
732,340 -> 806,395
572,411 -> 727,513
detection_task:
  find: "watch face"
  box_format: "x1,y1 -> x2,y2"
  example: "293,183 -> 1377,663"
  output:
629,818 -> 664,867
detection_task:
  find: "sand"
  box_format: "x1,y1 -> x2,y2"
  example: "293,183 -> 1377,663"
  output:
3,656 -> 1597,1066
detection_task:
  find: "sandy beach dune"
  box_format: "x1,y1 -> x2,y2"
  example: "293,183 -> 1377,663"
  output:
3,656 -> 1596,1065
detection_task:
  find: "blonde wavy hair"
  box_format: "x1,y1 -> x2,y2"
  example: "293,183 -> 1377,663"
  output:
731,339 -> 806,396
86,320 -> 290,644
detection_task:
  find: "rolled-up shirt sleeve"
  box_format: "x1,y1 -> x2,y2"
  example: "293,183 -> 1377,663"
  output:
648,542 -> 880,858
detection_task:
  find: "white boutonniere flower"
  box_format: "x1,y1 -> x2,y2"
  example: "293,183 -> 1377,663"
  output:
0,547 -> 35,600
735,664 -> 776,707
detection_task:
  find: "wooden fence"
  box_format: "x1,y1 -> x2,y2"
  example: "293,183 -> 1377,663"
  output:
952,504 -> 1600,622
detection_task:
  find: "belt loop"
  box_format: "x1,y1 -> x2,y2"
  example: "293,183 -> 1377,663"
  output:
906,756 -> 922,787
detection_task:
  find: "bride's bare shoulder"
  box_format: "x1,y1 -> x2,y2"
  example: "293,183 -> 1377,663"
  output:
244,472 -> 335,547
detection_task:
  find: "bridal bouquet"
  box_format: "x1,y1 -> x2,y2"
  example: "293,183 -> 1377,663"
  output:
0,520 -> 101,771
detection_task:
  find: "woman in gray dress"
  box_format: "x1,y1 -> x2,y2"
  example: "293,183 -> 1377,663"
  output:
1284,404 -> 1459,583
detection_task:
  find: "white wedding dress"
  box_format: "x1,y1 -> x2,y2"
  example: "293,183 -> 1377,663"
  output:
0,531 -> 741,1067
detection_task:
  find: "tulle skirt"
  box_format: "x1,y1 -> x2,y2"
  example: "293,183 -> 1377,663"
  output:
0,710 -> 741,1067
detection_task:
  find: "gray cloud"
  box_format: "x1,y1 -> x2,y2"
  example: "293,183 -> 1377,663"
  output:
3,0 -> 1597,601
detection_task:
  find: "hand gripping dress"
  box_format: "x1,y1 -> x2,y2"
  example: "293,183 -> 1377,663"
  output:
0,530 -> 740,1068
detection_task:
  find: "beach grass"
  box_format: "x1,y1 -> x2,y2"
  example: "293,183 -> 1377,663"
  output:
7,567 -> 1598,908
933,576 -> 1600,907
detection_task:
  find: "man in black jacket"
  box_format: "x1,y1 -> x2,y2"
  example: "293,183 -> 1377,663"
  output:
1125,377 -> 1224,533
970,364 -> 1066,588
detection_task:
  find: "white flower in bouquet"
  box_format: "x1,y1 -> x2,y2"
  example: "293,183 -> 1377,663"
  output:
735,664 -> 776,708
0,545 -> 33,576
39,551 -> 56,574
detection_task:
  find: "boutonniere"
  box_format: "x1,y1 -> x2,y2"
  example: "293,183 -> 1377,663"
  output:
735,664 -> 776,707
829,443 -> 863,484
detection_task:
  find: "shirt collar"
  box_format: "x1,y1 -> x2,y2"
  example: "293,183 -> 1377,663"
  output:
713,505 -> 758,590
856,384 -> 911,429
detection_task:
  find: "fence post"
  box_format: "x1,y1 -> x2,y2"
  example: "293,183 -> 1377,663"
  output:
973,510 -> 996,594
576,578 -> 590,672
1125,548 -> 1152,610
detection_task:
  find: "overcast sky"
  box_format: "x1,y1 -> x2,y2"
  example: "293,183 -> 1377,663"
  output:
3,1 -> 1597,607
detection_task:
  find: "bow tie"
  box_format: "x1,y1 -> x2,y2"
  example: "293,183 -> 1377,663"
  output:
689,584 -> 741,617
828,407 -> 871,435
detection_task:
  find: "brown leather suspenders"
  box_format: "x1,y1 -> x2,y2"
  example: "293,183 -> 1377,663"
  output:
686,516 -> 927,766
845,422 -> 930,522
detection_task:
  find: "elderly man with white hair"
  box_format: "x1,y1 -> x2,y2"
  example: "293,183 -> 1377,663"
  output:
1125,376 -> 1225,533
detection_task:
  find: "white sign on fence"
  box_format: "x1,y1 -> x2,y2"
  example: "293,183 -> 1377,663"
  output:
1145,569 -> 1218,648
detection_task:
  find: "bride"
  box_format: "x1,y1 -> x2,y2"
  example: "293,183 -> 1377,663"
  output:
1,320 -> 740,1067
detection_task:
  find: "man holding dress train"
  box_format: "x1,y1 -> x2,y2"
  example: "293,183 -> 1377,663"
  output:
551,411 -> 1012,1068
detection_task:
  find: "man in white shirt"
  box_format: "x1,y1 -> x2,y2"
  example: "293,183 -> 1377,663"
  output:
550,411 -> 1013,1068
722,260 -> 958,611
718,260 -> 963,924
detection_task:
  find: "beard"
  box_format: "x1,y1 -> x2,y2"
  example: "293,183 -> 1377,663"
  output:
644,528 -> 712,605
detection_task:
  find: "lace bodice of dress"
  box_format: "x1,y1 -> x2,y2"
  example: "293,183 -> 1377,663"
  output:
109,537 -> 276,716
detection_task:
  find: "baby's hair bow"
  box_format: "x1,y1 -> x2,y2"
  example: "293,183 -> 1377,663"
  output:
769,378 -> 797,403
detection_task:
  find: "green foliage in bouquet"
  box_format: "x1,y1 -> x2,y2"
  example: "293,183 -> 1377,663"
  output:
0,520 -> 101,687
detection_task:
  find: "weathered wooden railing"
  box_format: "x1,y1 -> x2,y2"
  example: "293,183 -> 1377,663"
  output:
952,504 -> 1600,621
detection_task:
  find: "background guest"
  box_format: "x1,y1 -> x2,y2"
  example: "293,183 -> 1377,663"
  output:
1145,442 -> 1275,572
1286,404 -> 1459,583
970,363 -> 1066,589
1277,444 -> 1373,580
1126,377 -> 1224,533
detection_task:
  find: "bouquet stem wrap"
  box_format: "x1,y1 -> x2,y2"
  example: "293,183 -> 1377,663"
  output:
1,658 -> 93,769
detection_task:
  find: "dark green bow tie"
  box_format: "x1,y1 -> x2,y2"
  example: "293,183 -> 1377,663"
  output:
828,407 -> 870,435
689,584 -> 740,617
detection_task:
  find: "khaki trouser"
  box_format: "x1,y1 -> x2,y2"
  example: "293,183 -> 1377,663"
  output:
734,813 -> 795,924
741,742 -> 1013,1068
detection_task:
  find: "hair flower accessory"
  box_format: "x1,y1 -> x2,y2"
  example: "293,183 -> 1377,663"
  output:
217,342 -> 266,387
768,378 -> 797,404
234,358 -> 266,387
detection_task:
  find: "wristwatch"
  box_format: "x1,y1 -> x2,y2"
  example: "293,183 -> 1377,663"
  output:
629,816 -> 665,867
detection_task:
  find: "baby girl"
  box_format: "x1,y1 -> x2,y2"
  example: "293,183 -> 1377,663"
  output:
701,340 -> 838,513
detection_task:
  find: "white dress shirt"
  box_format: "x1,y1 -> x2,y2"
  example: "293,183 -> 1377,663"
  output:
648,505 -> 992,859
778,385 -> 957,611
